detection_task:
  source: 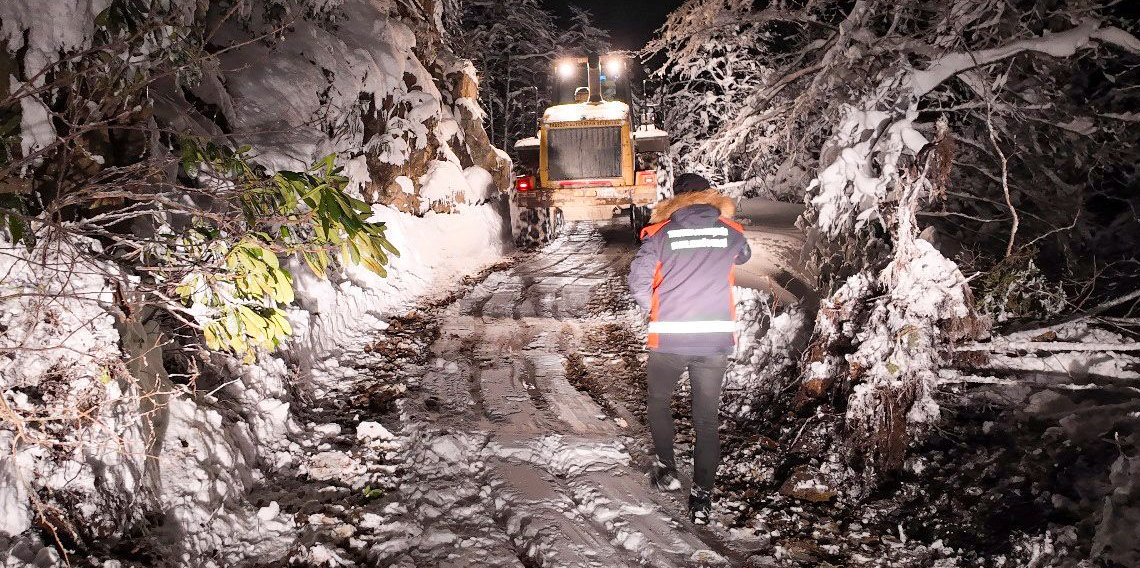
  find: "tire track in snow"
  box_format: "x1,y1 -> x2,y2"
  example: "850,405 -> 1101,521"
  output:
262,223 -> 740,567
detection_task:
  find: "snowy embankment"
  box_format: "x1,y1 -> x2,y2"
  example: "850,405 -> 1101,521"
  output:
0,1 -> 511,565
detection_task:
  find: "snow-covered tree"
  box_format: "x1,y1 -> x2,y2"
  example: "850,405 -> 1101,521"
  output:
651,0 -> 1140,472
560,5 -> 612,56
644,0 -> 771,188
455,1 -> 611,154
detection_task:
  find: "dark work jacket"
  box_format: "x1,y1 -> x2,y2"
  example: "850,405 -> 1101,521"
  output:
627,198 -> 751,355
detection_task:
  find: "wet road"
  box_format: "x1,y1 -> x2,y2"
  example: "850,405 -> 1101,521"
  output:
376,223 -> 732,567
256,204 -> 808,567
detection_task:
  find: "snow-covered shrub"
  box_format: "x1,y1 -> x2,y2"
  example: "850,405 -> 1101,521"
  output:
975,252 -> 1068,324
171,146 -> 399,358
722,287 -> 809,420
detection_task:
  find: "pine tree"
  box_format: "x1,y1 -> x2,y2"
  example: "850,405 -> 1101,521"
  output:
560,6 -> 610,55
455,1 -> 612,155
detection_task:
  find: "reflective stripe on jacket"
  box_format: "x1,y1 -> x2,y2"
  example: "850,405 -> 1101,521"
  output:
627,199 -> 751,355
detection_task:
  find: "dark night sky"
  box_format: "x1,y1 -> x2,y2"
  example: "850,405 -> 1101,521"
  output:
548,0 -> 687,51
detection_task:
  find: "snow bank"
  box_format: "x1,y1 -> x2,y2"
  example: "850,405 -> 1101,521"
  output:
0,237 -> 301,565
289,203 -> 506,358
418,160 -> 469,210
0,0 -> 511,565
201,7 -> 431,173
462,166 -> 496,204
0,238 -> 121,537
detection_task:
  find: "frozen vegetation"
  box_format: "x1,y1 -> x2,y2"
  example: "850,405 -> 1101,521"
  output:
1,0 -> 1139,567
1,0 -> 512,564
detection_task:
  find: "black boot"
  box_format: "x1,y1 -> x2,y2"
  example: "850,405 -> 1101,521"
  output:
650,459 -> 681,492
689,487 -> 711,525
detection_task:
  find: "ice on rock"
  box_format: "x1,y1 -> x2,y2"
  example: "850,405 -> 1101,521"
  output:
691,549 -> 727,564
313,423 -> 343,437
305,452 -> 361,482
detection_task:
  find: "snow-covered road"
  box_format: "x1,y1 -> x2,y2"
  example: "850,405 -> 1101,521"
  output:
733,200 -> 814,306
253,210 -> 805,567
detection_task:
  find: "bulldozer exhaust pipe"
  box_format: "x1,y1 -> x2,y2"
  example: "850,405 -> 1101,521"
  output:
587,53 -> 602,104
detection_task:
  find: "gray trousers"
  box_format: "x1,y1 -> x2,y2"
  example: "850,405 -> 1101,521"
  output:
646,351 -> 727,492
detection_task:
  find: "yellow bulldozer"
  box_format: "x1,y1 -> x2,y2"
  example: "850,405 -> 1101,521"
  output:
511,53 -> 669,246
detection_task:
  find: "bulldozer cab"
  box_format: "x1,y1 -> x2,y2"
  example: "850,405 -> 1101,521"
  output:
554,56 -> 632,106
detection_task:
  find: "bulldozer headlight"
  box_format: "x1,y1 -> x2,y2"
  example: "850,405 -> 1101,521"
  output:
605,58 -> 623,78
557,61 -> 576,80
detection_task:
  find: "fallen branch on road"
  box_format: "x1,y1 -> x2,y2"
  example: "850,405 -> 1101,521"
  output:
957,341 -> 1140,353
939,374 -> 1131,391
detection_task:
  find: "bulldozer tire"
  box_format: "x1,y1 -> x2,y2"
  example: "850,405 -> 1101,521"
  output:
552,208 -> 566,234
513,207 -> 560,249
630,205 -> 651,242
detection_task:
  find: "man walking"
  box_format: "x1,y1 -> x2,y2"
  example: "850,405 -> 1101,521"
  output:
627,173 -> 750,525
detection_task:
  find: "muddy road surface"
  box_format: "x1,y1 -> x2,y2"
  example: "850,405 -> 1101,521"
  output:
254,206 -> 807,568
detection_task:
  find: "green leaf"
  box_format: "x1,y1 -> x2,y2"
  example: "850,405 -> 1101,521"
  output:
360,257 -> 387,277
348,196 -> 372,215
6,215 -> 25,244
236,306 -> 268,343
271,268 -> 294,303
204,325 -> 222,351
378,236 -> 399,256
262,248 -> 280,269
223,311 -> 241,336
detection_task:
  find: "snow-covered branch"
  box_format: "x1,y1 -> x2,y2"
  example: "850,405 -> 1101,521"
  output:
910,20 -> 1140,97
958,341 -> 1140,353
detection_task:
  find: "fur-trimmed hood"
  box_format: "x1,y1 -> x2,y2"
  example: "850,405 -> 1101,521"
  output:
650,189 -> 735,224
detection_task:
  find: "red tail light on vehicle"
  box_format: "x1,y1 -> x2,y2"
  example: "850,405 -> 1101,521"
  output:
516,176 -> 534,191
638,171 -> 658,186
